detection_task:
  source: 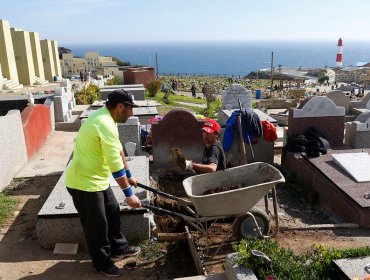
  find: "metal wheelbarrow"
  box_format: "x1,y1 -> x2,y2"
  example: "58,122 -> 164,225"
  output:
140,162 -> 285,241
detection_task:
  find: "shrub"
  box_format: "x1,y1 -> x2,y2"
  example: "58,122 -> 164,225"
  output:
234,239 -> 370,280
106,76 -> 120,85
75,84 -> 101,105
146,79 -> 162,97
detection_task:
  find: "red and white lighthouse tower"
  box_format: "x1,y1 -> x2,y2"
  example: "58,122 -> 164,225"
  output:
336,38 -> 343,67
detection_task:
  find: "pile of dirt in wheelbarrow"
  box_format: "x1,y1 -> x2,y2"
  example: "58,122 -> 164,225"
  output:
152,170 -> 193,233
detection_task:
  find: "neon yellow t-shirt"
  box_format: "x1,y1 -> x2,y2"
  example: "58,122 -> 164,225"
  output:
66,107 -> 124,192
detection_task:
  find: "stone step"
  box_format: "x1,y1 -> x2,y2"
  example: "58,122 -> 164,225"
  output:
55,114 -> 81,132
2,79 -> 23,90
72,105 -> 90,115
174,273 -> 227,280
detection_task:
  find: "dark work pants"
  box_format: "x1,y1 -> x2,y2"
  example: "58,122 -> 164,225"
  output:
67,187 -> 128,271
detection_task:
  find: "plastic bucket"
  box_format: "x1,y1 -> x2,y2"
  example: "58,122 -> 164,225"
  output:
256,89 -> 261,99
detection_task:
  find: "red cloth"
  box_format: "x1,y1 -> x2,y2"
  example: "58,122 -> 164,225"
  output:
262,120 -> 277,142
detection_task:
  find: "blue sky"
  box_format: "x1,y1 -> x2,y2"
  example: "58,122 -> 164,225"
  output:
1,0 -> 370,44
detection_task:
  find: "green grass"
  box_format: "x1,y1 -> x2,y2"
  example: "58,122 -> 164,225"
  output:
145,91 -> 219,116
0,191 -> 19,226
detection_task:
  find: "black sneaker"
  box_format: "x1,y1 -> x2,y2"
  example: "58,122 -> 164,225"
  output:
100,265 -> 121,277
111,246 -> 141,262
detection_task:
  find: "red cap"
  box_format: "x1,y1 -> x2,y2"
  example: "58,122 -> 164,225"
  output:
202,118 -> 221,134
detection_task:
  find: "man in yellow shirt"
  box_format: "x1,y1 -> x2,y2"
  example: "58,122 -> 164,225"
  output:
66,89 -> 141,277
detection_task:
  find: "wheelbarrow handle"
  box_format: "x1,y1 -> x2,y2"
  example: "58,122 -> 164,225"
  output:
141,203 -> 185,219
137,182 -> 192,206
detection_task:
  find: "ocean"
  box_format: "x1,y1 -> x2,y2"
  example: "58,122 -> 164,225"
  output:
66,41 -> 370,77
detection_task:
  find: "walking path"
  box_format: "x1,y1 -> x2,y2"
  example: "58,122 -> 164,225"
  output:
175,101 -> 207,108
15,131 -> 77,178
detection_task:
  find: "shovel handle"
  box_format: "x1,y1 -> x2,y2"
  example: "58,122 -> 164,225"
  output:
137,182 -> 182,202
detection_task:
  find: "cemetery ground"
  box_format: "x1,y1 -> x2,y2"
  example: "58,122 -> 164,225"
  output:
1,89 -> 370,279
1,161 -> 370,279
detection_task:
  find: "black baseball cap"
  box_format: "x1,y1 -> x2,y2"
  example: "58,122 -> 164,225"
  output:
106,89 -> 140,108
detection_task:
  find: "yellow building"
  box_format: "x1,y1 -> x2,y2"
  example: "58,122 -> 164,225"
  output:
61,51 -> 119,79
0,19 -> 60,87
362,70 -> 370,89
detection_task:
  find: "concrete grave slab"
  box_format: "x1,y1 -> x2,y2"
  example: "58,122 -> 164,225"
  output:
36,156 -> 150,248
100,87 -> 145,101
355,111 -> 370,123
350,93 -> 370,113
332,152 -> 370,182
80,106 -> 156,124
282,148 -> 370,228
91,100 -> 160,109
218,108 -> 277,126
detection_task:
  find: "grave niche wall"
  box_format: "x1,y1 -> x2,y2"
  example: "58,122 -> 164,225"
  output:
0,110 -> 27,191
288,96 -> 345,147
152,108 -> 204,168
21,104 -> 51,159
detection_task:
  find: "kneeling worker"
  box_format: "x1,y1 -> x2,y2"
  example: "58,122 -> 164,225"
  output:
173,118 -> 226,173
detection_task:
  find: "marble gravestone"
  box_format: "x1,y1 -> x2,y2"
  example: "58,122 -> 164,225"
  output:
288,96 -> 345,147
222,84 -> 252,110
332,152 -> 370,182
151,108 -> 204,168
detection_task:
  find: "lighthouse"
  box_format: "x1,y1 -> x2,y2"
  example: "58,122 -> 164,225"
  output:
336,38 -> 343,67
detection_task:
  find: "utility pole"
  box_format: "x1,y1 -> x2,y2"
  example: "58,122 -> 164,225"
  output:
270,51 -> 274,96
155,52 -> 159,77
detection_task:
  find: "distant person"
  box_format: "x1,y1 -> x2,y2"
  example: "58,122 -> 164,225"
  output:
202,82 -> 208,98
66,90 -> 142,277
190,82 -> 197,98
80,71 -> 83,82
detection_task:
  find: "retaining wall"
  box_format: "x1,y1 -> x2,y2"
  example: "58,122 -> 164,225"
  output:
0,110 -> 27,191
21,104 -> 51,159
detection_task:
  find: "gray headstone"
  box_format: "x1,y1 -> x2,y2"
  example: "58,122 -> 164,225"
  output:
327,90 -> 350,114
292,96 -> 345,118
118,117 -> 141,155
222,84 -> 252,110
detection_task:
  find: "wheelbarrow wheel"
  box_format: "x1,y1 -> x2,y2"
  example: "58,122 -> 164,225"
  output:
232,208 -> 270,239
